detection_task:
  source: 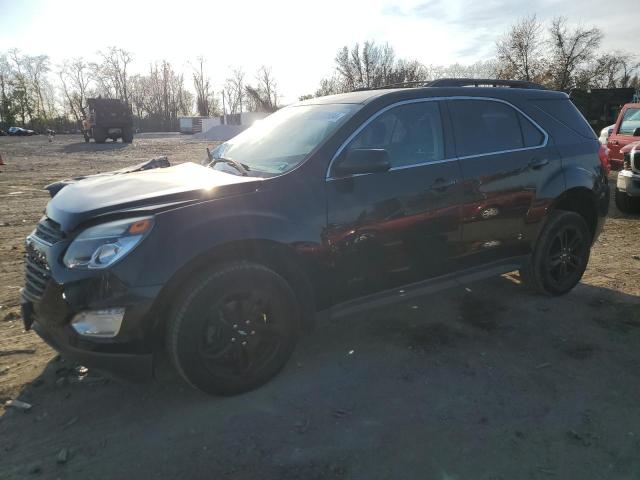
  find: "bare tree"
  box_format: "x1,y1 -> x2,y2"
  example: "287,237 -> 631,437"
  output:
223,68 -> 245,115
59,58 -> 91,121
192,57 -> 213,116
245,66 -> 279,112
547,17 -> 603,90
496,15 -> 544,81
93,47 -> 133,103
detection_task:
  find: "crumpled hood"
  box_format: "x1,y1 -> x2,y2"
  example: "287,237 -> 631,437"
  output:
46,162 -> 262,231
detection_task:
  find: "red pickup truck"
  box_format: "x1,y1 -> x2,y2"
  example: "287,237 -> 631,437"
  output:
607,102 -> 640,170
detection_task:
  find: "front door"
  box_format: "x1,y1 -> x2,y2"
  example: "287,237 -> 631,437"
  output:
325,100 -> 463,305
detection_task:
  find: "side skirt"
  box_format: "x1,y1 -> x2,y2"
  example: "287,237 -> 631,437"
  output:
324,256 -> 529,320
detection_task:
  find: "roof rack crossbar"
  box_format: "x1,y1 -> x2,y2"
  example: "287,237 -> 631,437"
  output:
426,78 -> 546,90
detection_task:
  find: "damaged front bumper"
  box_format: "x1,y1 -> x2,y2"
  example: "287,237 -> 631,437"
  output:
21,233 -> 162,379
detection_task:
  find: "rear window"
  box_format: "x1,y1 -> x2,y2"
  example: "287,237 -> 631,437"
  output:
619,108 -> 640,135
531,98 -> 596,139
448,99 -> 543,157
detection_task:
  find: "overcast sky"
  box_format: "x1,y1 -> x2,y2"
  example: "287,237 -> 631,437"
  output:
0,0 -> 637,104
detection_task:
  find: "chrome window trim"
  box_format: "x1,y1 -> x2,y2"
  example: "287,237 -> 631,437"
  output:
325,95 -> 549,181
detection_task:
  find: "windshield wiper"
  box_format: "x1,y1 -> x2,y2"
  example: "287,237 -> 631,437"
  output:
206,147 -> 250,176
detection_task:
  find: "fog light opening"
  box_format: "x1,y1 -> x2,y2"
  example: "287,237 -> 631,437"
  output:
71,308 -> 125,338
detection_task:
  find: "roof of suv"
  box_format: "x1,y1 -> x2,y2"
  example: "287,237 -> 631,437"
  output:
299,86 -> 567,106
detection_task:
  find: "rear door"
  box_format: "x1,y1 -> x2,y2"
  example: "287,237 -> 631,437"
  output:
447,98 -> 552,268
326,100 -> 463,304
608,105 -> 640,169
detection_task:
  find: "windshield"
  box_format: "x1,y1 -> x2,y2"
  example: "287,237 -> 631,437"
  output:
211,103 -> 359,175
619,108 -> 640,135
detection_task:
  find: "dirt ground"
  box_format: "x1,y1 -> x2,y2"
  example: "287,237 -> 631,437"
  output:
0,135 -> 639,479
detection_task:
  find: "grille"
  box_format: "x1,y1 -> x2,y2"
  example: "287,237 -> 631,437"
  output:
23,242 -> 51,302
34,217 -> 64,245
631,152 -> 640,173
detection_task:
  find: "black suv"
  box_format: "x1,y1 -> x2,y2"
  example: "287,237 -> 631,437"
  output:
22,79 -> 609,395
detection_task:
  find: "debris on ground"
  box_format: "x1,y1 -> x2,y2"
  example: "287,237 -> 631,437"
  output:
56,447 -> 69,464
62,416 -> 79,429
4,399 -> 32,411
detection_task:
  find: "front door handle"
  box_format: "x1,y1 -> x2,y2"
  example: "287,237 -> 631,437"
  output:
529,158 -> 549,169
431,178 -> 457,191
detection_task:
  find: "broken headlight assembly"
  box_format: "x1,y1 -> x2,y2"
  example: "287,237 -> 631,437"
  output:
63,216 -> 154,269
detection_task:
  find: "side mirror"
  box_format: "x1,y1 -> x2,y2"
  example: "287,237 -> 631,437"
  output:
333,149 -> 391,177
633,127 -> 640,137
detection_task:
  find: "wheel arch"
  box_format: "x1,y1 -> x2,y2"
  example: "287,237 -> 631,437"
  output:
549,187 -> 599,241
149,239 -> 317,340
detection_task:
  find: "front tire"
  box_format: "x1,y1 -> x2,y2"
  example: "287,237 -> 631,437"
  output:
92,127 -> 106,143
615,187 -> 640,214
520,211 -> 591,296
166,262 -> 300,395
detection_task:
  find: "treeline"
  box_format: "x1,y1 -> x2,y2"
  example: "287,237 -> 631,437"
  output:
302,15 -> 639,98
1,15 -> 638,132
0,47 -> 279,132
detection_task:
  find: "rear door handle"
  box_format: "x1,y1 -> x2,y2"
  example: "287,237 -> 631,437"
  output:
528,158 -> 549,169
431,178 -> 457,191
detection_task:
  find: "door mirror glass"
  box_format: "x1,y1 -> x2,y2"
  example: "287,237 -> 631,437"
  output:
333,149 -> 391,177
633,127 -> 640,137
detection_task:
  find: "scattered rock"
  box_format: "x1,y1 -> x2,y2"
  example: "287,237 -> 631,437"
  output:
332,409 -> 349,418
56,447 -> 69,464
633,255 -> 640,261
4,399 -> 32,412
0,366 -> 9,376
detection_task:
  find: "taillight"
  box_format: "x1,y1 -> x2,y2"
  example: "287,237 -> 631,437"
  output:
598,145 -> 610,175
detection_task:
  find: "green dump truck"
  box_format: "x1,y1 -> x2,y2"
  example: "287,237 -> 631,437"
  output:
82,98 -> 134,143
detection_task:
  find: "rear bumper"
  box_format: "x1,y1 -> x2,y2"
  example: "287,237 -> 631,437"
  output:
617,170 -> 640,197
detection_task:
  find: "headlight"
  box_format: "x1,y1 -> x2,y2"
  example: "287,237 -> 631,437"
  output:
63,216 -> 154,269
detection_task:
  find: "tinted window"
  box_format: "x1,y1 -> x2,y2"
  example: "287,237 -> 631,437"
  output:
619,108 -> 640,135
530,98 -> 596,139
519,112 -> 545,146
448,100 -> 524,156
346,101 -> 444,168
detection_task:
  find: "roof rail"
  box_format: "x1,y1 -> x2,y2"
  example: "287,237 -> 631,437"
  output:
427,78 -> 546,90
352,81 -> 427,92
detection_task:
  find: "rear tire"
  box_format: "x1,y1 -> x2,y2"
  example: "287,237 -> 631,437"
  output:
520,211 -> 591,296
166,262 -> 300,395
122,127 -> 133,143
615,187 -> 640,214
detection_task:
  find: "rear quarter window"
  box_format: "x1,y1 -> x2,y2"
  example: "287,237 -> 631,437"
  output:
530,98 -> 596,139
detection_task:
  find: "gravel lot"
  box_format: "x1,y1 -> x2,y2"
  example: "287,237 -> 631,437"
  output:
1,135 -> 639,479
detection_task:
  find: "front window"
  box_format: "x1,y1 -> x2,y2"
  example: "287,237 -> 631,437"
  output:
619,108 -> 640,135
212,103 -> 359,175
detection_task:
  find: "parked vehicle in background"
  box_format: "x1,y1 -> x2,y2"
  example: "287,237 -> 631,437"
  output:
8,126 -> 35,136
607,103 -> 640,171
599,124 -> 614,145
22,79 -> 609,396
81,98 -> 134,143
615,140 -> 640,213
